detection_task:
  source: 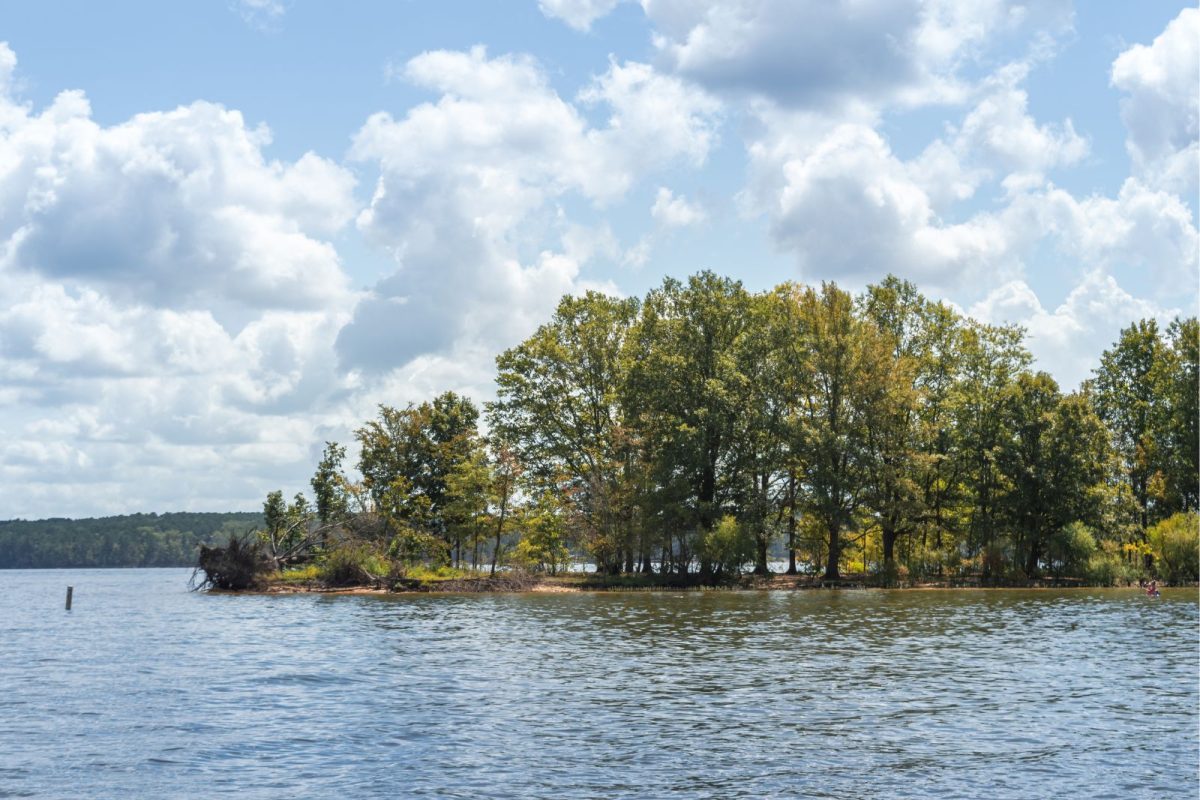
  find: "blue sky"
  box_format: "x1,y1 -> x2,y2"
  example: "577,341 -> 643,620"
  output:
0,0 -> 1196,517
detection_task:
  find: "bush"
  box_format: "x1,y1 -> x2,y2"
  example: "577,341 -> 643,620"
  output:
1148,512 -> 1200,583
319,542 -> 391,586
278,564 -> 322,583
1084,540 -> 1140,586
511,495 -> 571,574
874,560 -> 904,588
1048,522 -> 1097,578
698,516 -> 754,577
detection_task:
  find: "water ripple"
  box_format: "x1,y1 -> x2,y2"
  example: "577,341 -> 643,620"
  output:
0,570 -> 1195,799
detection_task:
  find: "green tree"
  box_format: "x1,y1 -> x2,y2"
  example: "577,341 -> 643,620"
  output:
490,291 -> 640,572
857,277 -> 937,581
512,492 -> 573,574
789,283 -> 890,581
311,441 -> 350,525
1091,320 -> 1170,530
1163,318 -> 1199,513
625,272 -> 753,575
356,392 -> 480,560
952,321 -> 1030,578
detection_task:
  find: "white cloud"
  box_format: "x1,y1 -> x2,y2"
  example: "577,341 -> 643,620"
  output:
951,63 -> 1088,184
236,0 -> 286,29
343,47 -> 718,376
640,0 -> 1072,110
748,121 -> 1013,288
651,186 -> 706,227
0,67 -> 357,312
1111,7 -> 1199,195
970,271 -> 1179,389
0,44 -> 363,518
538,0 -> 623,30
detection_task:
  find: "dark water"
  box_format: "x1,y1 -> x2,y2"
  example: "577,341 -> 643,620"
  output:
1,570 -> 1196,799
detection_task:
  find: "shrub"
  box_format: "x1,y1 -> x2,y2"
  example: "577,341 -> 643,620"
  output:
1048,522 -> 1097,578
279,564 -> 322,583
698,516 -> 754,577
1084,540 -> 1140,586
319,542 -> 391,586
1148,512 -> 1200,583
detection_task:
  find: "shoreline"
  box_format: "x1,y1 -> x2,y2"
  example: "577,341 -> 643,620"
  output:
222,573 -> 1186,596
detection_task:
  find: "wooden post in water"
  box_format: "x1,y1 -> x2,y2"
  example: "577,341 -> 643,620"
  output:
65,586 -> 73,611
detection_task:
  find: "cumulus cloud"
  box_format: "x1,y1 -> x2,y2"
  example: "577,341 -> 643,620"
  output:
951,63 -> 1088,185
0,43 -> 362,517
538,0 -> 623,30
970,271 -> 1179,389
341,47 -> 718,374
746,121 -> 1013,288
651,187 -> 706,227
1111,7 -> 1199,195
639,0 -> 1072,110
0,62 -> 357,311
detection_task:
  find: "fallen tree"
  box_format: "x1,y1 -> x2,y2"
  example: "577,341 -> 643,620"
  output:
190,535 -> 270,591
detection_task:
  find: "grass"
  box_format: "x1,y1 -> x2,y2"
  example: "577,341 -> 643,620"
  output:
276,564 -> 322,582
403,564 -> 478,582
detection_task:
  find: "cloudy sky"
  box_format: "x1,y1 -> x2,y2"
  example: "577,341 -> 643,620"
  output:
1,1 -> 1196,519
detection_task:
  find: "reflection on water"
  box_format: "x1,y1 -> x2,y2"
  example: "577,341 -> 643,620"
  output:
0,569 -> 1195,799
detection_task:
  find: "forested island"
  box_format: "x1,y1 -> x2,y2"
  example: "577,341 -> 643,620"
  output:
0,512 -> 263,568
191,273 -> 1198,593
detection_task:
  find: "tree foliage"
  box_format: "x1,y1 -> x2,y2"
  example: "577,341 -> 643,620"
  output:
229,272 -> 1196,587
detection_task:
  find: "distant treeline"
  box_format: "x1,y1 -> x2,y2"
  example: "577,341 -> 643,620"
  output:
0,512 -> 263,568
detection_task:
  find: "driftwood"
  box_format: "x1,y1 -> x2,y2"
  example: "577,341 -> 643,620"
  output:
190,536 -> 270,591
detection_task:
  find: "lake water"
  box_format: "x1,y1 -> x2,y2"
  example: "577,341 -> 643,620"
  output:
1,569 -> 1196,799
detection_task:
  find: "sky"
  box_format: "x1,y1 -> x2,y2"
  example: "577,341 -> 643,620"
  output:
0,0 -> 1196,519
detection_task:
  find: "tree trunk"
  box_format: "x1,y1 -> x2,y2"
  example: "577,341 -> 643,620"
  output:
1024,540 -> 1040,578
754,532 -> 769,575
490,499 -> 509,577
786,476 -> 797,575
823,522 -> 840,581
881,526 -> 898,586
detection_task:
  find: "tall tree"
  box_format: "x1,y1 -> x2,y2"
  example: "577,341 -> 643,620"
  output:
626,272 -> 752,575
1163,318 -> 1199,513
311,441 -> 350,526
1091,320 -> 1170,530
857,277 -> 934,579
489,291 -> 641,572
952,321 -> 1031,577
789,283 -> 889,581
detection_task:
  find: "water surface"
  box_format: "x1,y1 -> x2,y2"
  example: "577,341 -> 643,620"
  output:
1,569 -> 1196,799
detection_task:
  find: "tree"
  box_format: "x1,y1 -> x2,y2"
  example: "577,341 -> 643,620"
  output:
444,441 -> 493,571
512,491 -> 573,575
356,392 -> 481,560
489,443 -> 522,576
857,277 -> 935,581
625,272 -> 753,575
1091,320 -> 1170,531
999,372 -> 1062,577
789,283 -> 890,581
311,441 -> 349,528
1162,318 -> 1199,513
952,321 -> 1030,578
490,292 -> 640,573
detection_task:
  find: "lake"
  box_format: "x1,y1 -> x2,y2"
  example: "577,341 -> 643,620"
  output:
1,569 -> 1196,799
